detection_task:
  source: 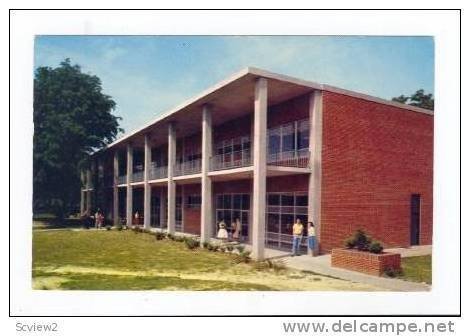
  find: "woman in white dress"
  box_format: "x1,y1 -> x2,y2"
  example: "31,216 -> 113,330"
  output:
216,221 -> 228,240
232,218 -> 241,241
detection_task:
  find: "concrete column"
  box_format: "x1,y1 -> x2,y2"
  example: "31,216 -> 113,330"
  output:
307,90 -> 323,255
200,105 -> 213,243
113,151 -> 119,225
80,170 -> 85,215
143,134 -> 151,229
252,77 -> 268,261
86,167 -> 92,213
167,122 -> 176,234
126,143 -> 133,227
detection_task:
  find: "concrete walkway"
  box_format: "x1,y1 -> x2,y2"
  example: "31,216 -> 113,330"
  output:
264,246 -> 432,292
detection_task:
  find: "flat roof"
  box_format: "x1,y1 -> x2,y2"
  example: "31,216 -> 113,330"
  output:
97,66 -> 433,155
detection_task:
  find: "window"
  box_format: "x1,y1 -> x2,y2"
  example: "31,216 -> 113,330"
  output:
186,194 -> 201,208
267,119 -> 310,157
297,119 -> 310,151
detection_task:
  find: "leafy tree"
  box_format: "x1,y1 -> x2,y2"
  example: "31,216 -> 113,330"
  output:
391,89 -> 434,110
33,59 -> 122,217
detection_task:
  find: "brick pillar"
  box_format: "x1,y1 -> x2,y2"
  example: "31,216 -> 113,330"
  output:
252,77 -> 268,261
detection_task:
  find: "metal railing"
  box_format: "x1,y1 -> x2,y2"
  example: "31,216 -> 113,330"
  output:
210,149 -> 252,171
132,171 -> 144,182
150,165 -> 168,180
174,159 -> 202,176
267,149 -> 310,168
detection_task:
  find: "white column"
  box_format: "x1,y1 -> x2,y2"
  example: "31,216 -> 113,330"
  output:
80,170 -> 85,214
143,134 -> 151,229
167,122 -> 176,234
113,151 -> 119,225
200,105 -> 213,244
252,78 -> 268,261
126,143 -> 133,227
86,167 -> 92,213
307,90 -> 323,256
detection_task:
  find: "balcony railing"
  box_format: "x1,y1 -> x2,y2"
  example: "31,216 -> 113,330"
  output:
267,149 -> 310,168
210,149 -> 252,171
117,175 -> 127,185
132,171 -> 144,182
150,165 -> 168,180
174,159 -> 202,176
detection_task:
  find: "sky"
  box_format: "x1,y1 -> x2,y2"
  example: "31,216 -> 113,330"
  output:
34,36 -> 434,137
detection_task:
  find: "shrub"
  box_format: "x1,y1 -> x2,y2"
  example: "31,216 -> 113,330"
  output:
235,245 -> 245,254
105,225 -> 112,231
207,243 -> 219,252
268,259 -> 287,272
219,246 -> 226,253
226,245 -> 234,252
167,233 -> 175,241
184,238 -> 199,250
384,267 -> 403,278
369,240 -> 384,254
174,235 -> 185,243
202,242 -> 210,249
344,229 -> 372,251
155,231 -> 166,240
233,250 -> 251,264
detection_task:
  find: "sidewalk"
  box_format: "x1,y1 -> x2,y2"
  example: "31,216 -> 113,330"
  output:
264,246 -> 431,292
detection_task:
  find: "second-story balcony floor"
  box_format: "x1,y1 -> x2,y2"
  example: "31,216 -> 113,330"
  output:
174,159 -> 202,176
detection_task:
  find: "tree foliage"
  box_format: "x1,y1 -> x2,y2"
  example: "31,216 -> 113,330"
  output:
391,89 -> 434,111
33,59 -> 122,217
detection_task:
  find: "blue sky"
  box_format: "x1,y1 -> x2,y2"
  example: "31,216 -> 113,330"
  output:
34,36 -> 434,137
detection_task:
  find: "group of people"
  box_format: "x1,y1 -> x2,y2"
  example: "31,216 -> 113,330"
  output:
292,218 -> 316,256
80,209 -> 105,229
216,218 -> 242,241
215,217 -> 317,256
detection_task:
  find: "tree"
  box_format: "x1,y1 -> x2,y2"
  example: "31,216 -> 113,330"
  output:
33,59 -> 123,217
391,89 -> 434,110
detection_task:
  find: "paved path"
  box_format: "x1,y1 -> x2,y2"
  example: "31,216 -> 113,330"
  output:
264,246 -> 431,292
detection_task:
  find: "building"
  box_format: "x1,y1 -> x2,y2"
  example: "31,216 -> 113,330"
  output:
81,67 -> 433,260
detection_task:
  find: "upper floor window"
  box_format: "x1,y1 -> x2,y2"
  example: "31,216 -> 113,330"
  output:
268,119 -> 310,155
215,135 -> 250,156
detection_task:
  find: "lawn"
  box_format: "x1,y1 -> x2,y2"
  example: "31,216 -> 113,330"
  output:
399,255 -> 432,284
32,228 -> 379,291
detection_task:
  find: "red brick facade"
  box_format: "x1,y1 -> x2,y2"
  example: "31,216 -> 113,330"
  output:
331,248 -> 402,276
320,91 -> 433,252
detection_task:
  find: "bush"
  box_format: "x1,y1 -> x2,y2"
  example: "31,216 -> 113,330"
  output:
167,233 -> 175,241
105,225 -> 112,231
235,245 -> 245,254
384,267 -> 403,278
233,250 -> 251,264
344,229 -> 372,251
184,238 -> 199,250
155,231 -> 166,240
369,240 -> 384,254
345,237 -> 356,249
174,235 -> 185,243
220,246 -> 226,253
226,245 -> 234,252
202,241 -> 210,249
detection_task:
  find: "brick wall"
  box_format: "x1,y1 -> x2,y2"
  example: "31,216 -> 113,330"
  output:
320,91 -> 433,252
331,248 -> 401,276
267,174 -> 309,193
182,183 -> 201,234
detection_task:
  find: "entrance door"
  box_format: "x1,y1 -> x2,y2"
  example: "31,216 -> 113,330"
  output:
410,194 -> 421,245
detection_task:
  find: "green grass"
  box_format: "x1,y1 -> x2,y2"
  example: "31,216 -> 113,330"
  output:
398,255 -> 432,284
32,228 -> 379,291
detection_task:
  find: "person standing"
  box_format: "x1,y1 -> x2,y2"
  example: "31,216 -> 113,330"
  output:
307,221 -> 316,256
291,218 -> 304,256
232,218 -> 241,241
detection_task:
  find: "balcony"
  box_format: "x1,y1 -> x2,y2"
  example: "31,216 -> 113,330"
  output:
210,149 -> 252,171
132,171 -> 144,182
150,165 -> 168,180
267,149 -> 310,168
117,175 -> 127,185
174,159 -> 202,176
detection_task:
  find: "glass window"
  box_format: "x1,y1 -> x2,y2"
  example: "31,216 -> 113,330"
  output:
268,194 -> 280,206
241,194 -> 250,210
297,120 -> 310,150
281,194 -> 295,207
295,194 -> 308,207
268,128 -> 281,155
280,214 -> 295,234
223,194 -> 232,209
233,194 -> 242,208
267,213 -> 280,233
216,195 -> 224,209
281,124 -> 295,153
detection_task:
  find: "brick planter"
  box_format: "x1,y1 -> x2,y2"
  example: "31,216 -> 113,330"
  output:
331,248 -> 401,276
